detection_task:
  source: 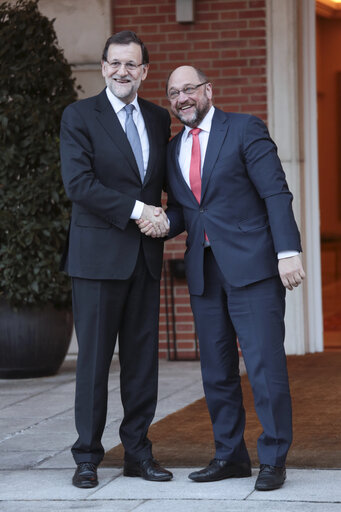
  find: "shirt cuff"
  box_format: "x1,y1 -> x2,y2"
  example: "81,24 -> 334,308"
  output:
277,250 -> 299,260
130,200 -> 144,220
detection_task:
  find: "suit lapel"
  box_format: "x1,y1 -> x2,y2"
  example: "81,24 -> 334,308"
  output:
95,90 -> 141,181
201,108 -> 230,201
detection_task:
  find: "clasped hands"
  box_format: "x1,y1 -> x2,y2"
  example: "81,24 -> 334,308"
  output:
136,204 -> 169,238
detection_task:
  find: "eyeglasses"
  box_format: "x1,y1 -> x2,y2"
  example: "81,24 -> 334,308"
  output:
167,81 -> 208,101
105,60 -> 145,72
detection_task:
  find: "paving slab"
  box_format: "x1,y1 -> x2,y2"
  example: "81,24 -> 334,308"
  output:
0,500 -> 143,512
2,396 -> 72,419
248,469 -> 341,503
0,417 -> 46,437
133,500 -> 341,512
0,451 -> 57,469
0,431 -> 74,452
36,448 -> 74,469
0,468 -> 121,500
89,468 -> 255,500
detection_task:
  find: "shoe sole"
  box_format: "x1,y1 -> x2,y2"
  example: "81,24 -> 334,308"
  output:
255,481 -> 285,491
189,470 -> 252,482
72,479 -> 98,489
123,469 -> 172,481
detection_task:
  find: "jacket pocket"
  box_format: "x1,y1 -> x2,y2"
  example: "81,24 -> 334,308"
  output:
75,213 -> 111,229
238,213 -> 268,232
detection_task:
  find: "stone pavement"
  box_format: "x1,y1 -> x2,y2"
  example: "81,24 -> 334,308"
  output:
0,356 -> 340,512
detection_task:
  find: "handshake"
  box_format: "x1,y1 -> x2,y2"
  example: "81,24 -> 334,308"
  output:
135,204 -> 169,238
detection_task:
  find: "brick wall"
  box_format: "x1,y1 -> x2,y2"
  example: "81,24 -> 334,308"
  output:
112,0 -> 267,359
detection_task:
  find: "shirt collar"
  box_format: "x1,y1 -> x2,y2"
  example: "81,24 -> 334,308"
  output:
183,105 -> 215,139
105,87 -> 140,115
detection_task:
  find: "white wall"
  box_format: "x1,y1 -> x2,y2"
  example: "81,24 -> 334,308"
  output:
39,0 -> 112,98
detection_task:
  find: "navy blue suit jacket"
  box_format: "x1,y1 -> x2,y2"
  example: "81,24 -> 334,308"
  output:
166,108 -> 302,294
60,89 -> 170,281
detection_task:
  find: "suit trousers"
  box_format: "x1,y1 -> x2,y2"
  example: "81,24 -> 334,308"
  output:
190,247 -> 292,467
71,247 -> 160,465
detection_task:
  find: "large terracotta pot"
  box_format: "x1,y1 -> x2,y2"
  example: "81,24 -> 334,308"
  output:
0,300 -> 73,378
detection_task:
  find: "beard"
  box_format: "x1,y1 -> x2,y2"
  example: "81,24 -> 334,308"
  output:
173,96 -> 211,128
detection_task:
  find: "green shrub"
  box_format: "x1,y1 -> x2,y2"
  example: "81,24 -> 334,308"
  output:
0,0 -> 78,308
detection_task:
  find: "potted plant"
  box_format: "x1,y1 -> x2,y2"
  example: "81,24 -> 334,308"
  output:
0,0 -> 78,377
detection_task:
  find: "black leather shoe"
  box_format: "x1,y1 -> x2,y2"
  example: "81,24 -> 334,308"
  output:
188,459 -> 251,482
72,462 -> 98,488
255,464 -> 286,491
124,458 -> 173,481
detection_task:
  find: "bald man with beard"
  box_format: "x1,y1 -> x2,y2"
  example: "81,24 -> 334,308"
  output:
137,65 -> 305,491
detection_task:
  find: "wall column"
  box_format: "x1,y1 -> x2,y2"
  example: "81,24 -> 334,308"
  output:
266,0 -> 307,354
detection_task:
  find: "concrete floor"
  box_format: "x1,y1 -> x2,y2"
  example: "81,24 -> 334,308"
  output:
1,356 -> 341,512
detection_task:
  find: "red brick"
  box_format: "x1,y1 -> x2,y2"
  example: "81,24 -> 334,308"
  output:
210,1 -> 241,10
174,333 -> 198,341
176,307 -> 193,315
187,31 -> 220,41
220,50 -> 239,58
247,38 -> 266,47
196,12 -> 221,21
166,32 -> 187,41
249,58 -> 266,66
174,285 -> 189,293
159,42 -> 190,51
174,315 -> 195,322
221,1 -> 248,8
240,48 -> 266,57
212,39 -> 248,48
213,59 -> 248,68
249,0 -> 266,7
176,324 -> 195,332
240,67 -> 266,76
115,7 -> 138,16
157,4 -> 174,14
210,23 -> 239,33
238,9 -> 266,19
251,94 -> 267,102
139,25 -> 160,33
131,12 -> 165,25
239,29 -> 266,38
176,343 -> 197,350
219,16 -> 246,26
249,19 -> 266,28
144,34 -> 167,42
241,85 -> 266,94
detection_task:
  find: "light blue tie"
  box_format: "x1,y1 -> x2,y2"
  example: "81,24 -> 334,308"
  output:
124,104 -> 144,183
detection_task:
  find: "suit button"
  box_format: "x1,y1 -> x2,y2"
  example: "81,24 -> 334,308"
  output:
199,208 -> 204,213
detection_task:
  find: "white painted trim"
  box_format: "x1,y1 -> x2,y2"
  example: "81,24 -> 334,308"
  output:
299,0 -> 324,352
266,0 -> 306,354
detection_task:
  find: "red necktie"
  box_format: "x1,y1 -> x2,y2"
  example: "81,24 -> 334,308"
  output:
189,128 -> 209,242
189,128 -> 202,203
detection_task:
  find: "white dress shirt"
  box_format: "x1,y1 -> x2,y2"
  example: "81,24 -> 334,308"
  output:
105,87 -> 146,219
177,106 -> 298,260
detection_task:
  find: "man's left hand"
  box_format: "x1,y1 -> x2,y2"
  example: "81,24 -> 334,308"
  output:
278,255 -> 305,290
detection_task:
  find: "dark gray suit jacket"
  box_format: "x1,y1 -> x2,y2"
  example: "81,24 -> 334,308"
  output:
60,89 -> 170,280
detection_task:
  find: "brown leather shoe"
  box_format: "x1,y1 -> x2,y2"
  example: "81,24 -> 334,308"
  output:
72,462 -> 98,488
255,464 -> 286,491
188,459 -> 251,482
124,458 -> 173,481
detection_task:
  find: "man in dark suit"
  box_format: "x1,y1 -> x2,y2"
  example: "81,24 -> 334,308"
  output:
60,31 -> 173,488
138,65 -> 305,491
